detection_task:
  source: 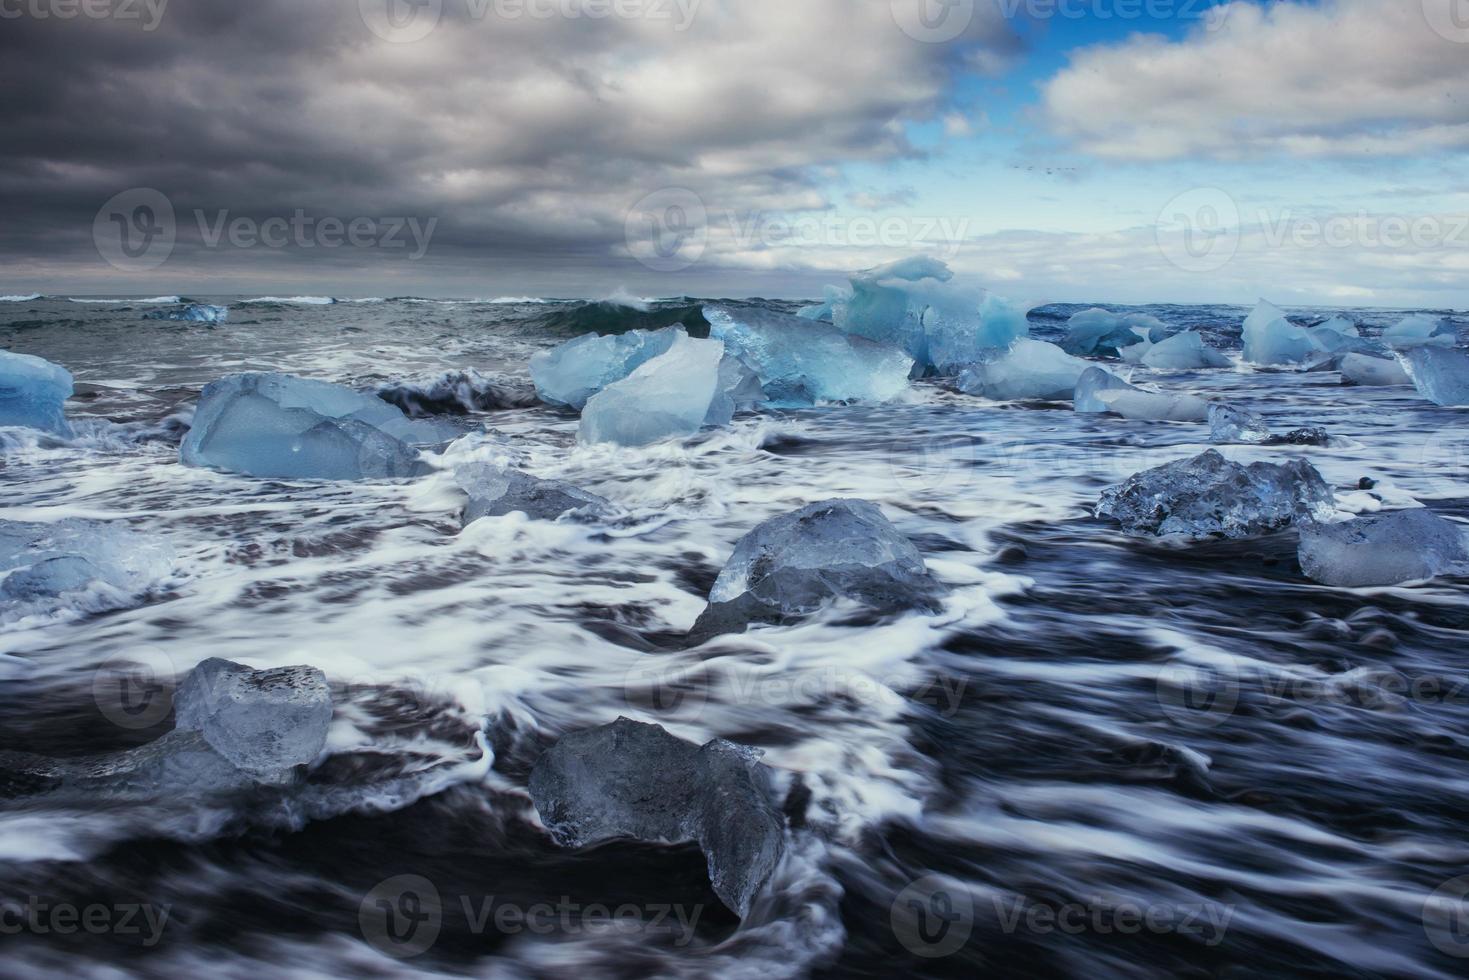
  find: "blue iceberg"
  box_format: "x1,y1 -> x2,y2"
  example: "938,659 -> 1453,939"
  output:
1062,309 -> 1161,357
530,326 -> 681,410
1141,331 -> 1231,370
1383,314 -> 1455,350
706,305 -> 912,407
1242,300 -> 1315,366
0,350 -> 73,437
181,372 -> 439,480
956,339 -> 1093,401
796,284 -> 851,323
1404,346 -> 1469,406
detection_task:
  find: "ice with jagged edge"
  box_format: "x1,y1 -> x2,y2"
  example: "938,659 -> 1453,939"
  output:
956,338 -> 1092,401
1404,346 -> 1469,406
1062,309 -> 1165,357
706,304 -> 912,406
144,304 -> 228,324
1097,450 -> 1335,538
1,518 -> 174,622
1298,510 -> 1467,587
0,349 -> 73,437
174,658 -> 333,776
1142,331 -> 1231,370
1243,300 -> 1317,366
180,372 -> 444,480
579,333 -> 761,446
1383,314 -> 1456,350
1209,404 -> 1272,444
1073,367 -> 1209,421
1340,353 -> 1411,387
530,326 -> 682,410
456,460 -> 609,524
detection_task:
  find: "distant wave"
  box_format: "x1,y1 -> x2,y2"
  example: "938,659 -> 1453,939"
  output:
239,296 -> 337,305
533,299 -> 709,337
477,296 -> 553,305
0,294 -> 42,302
68,295 -> 182,305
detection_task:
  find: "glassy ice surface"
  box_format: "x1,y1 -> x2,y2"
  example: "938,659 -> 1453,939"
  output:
1383,314 -> 1455,350
1340,353 -> 1412,387
795,284 -> 851,322
1298,510 -> 1468,587
1062,309 -> 1157,356
1098,450 -> 1335,538
579,333 -> 739,446
0,518 -> 174,620
1243,300 -> 1315,365
1209,404 -> 1272,444
180,372 -> 430,480
1074,367 -> 1208,421
1404,346 -> 1469,406
173,658 -> 333,776
0,349 -> 73,436
530,326 -> 682,410
528,717 -> 785,918
706,305 -> 911,407
456,461 -> 609,523
956,339 -> 1093,401
1142,331 -> 1231,370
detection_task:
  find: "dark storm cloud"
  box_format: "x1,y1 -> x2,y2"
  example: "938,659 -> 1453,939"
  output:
0,0 -> 1022,292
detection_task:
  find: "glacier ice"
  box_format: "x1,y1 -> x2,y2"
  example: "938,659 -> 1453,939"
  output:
174,658 -> 333,776
1383,314 -> 1455,350
955,339 -> 1093,401
0,519 -> 174,620
1242,300 -> 1315,366
1299,510 -> 1467,587
1074,367 -> 1134,413
579,333 -> 758,446
1097,450 -> 1335,539
456,461 -> 609,524
1340,353 -> 1411,387
693,498 -> 942,636
528,717 -> 785,918
144,304 -> 228,324
796,284 -> 851,322
0,349 -> 73,437
1062,309 -> 1160,357
530,326 -> 682,410
1073,368 -> 1209,421
1404,346 -> 1469,406
1209,404 -> 1272,444
706,304 -> 912,407
181,372 -> 437,480
1141,331 -> 1231,370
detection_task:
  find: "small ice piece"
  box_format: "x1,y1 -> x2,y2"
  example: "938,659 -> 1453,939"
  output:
530,326 -> 682,410
0,349 -> 73,437
1270,427 -> 1330,447
956,339 -> 1093,401
1097,450 -> 1335,538
694,499 -> 941,635
457,461 -> 608,524
1242,300 -> 1315,366
1074,368 -> 1209,421
1298,510 -> 1467,587
1209,404 -> 1272,444
1383,314 -> 1455,350
706,305 -> 911,407
173,658 -> 333,776
1314,315 -> 1360,339
1062,309 -> 1152,357
0,519 -> 174,616
1404,346 -> 1469,406
144,304 -> 228,324
1142,331 -> 1231,370
181,372 -> 434,480
528,717 -> 785,918
1340,353 -> 1412,387
579,333 -> 749,446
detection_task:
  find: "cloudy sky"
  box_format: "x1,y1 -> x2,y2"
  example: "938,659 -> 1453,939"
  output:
2,0 -> 1466,307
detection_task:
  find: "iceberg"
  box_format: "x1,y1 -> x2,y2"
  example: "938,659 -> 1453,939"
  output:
693,498 -> 942,636
1097,450 -> 1335,539
1062,309 -> 1160,357
1340,353 -> 1411,387
456,461 -> 608,524
955,339 -> 1093,401
1298,510 -> 1467,587
530,326 -> 681,410
0,350 -> 73,437
705,305 -> 912,407
579,333 -> 758,446
795,284 -> 851,322
1073,368 -> 1210,421
181,372 -> 437,480
144,304 -> 228,324
1141,331 -> 1231,370
529,717 -> 785,918
1383,314 -> 1455,350
1404,346 -> 1469,406
174,658 -> 332,776
0,519 -> 174,619
1242,300 -> 1315,366
1209,404 -> 1271,444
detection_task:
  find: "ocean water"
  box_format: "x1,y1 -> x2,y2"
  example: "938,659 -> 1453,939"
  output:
1,293 -> 1468,978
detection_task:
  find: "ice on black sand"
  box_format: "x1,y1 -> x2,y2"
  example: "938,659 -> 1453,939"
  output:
1299,510 -> 1468,587
456,461 -> 609,524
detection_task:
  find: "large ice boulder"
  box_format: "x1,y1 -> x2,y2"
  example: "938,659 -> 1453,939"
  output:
1242,300 -> 1314,366
693,499 -> 942,636
529,718 -> 785,918
1062,309 -> 1162,357
0,519 -> 174,621
1098,450 -> 1335,539
181,372 -> 437,480
705,305 -> 912,407
1404,346 -> 1469,406
1141,331 -> 1231,370
456,461 -> 608,524
530,327 -> 681,410
1383,314 -> 1455,350
1340,353 -> 1411,387
0,350 -> 73,437
956,339 -> 1092,401
1299,510 -> 1467,587
1073,368 -> 1209,421
173,658 -> 333,776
